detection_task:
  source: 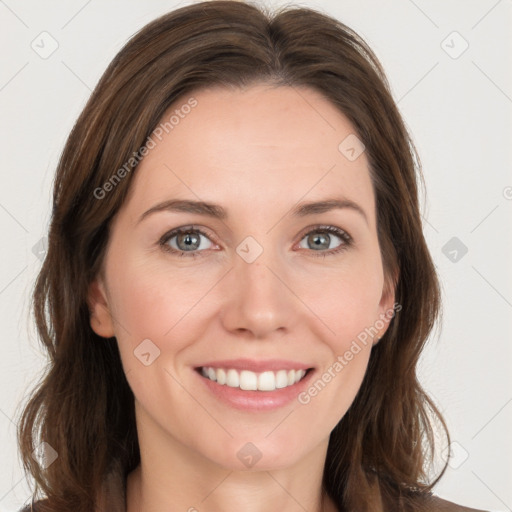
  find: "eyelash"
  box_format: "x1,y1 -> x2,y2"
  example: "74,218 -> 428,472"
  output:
158,225 -> 353,259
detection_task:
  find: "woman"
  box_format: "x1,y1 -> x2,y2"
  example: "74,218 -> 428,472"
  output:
17,1 -> 487,511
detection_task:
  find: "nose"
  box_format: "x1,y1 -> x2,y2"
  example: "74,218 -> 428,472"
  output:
219,249 -> 299,339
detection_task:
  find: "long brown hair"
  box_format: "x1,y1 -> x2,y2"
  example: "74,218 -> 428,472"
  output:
17,1 -> 448,510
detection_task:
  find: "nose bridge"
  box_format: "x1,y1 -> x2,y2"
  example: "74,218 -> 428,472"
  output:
221,240 -> 296,337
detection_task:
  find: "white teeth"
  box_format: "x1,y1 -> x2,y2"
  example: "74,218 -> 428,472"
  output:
275,370 -> 288,388
207,367 -> 217,381
226,369 -> 239,387
216,368 -> 226,385
240,370 -> 258,390
200,367 -> 307,391
258,371 -> 275,391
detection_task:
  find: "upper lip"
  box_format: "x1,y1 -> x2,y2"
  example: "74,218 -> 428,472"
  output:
195,358 -> 314,372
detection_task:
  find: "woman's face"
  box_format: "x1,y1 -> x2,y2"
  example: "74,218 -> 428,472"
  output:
89,83 -> 396,471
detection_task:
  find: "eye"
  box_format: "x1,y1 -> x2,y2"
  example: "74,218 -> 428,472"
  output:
159,226 -> 215,258
159,224 -> 352,259
297,226 -> 352,257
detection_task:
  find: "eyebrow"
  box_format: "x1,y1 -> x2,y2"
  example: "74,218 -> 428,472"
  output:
137,197 -> 368,225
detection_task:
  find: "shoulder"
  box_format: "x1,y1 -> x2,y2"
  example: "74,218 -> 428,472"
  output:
19,499 -> 49,512
21,495 -> 490,512
421,494 -> 490,512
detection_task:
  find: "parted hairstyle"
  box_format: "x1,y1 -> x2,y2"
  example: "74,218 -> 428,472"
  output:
17,1 -> 449,511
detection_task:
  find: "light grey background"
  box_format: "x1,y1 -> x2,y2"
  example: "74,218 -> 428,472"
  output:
1,0 -> 511,511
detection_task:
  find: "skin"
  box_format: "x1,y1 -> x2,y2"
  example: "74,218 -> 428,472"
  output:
88,83 -> 396,512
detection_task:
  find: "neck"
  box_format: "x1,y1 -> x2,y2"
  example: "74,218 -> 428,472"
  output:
125,407 -> 337,512
127,466 -> 337,512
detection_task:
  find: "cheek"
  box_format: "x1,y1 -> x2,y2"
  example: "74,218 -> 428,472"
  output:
109,253 -> 212,341
296,265 -> 380,421
300,259 -> 384,343
108,257 -> 214,401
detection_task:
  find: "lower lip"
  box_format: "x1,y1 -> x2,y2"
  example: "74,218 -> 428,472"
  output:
195,368 -> 315,411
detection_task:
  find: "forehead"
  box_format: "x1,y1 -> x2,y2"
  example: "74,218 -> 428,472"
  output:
122,84 -> 375,225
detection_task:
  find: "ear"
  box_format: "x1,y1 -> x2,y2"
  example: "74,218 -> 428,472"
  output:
87,276 -> 116,338
373,268 -> 399,346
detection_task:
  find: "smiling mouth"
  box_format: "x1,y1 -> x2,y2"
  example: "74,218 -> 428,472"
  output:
195,366 -> 313,392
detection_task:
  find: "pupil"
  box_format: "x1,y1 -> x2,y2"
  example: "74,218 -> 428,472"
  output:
180,233 -> 199,250
311,232 -> 329,250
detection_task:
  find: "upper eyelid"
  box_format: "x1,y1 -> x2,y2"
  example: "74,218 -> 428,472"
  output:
159,225 -> 220,246
298,224 -> 351,238
160,224 -> 352,247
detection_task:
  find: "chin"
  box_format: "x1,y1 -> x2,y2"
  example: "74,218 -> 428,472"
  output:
204,430 -> 316,472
